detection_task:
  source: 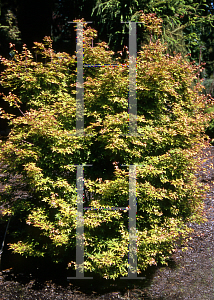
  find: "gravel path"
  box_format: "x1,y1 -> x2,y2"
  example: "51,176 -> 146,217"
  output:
0,146 -> 214,299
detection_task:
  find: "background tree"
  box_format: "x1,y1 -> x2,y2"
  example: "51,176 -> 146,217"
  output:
91,0 -> 214,58
0,0 -> 21,57
0,0 -> 21,138
16,0 -> 53,50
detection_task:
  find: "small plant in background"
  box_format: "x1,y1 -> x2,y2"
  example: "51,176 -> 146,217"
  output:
0,9 -> 21,47
0,13 -> 213,280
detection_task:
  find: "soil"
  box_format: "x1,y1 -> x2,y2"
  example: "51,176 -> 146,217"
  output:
0,146 -> 214,299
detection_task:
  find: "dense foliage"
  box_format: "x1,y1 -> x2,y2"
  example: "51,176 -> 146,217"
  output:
0,14 -> 213,279
205,105 -> 214,143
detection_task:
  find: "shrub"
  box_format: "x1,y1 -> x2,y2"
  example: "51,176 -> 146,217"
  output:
204,105 -> 214,144
0,14 -> 213,280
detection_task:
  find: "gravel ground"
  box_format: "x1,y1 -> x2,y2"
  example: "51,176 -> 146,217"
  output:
0,146 -> 214,299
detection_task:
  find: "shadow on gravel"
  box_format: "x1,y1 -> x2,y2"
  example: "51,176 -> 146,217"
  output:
0,227 -> 180,300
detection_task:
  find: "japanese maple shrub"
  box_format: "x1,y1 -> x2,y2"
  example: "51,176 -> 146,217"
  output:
0,14 -> 213,279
